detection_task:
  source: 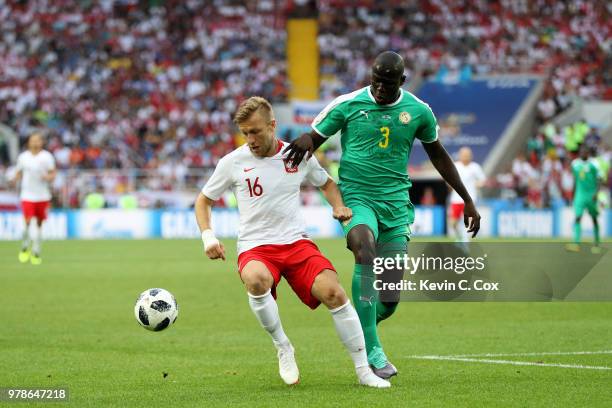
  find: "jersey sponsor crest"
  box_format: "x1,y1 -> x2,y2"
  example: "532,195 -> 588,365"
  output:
283,159 -> 298,173
399,111 -> 411,124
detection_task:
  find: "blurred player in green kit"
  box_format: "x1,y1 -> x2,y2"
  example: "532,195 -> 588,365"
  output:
284,51 -> 481,378
567,144 -> 603,253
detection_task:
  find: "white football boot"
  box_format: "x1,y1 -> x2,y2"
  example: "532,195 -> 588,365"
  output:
277,344 -> 299,385
357,366 -> 391,388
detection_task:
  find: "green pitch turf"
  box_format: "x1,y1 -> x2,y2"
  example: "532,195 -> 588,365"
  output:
1,239 -> 611,407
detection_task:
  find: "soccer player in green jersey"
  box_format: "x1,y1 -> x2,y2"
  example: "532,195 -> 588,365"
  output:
567,145 -> 602,253
284,51 -> 480,378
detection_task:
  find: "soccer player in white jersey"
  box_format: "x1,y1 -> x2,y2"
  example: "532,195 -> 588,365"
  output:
448,147 -> 485,241
12,133 -> 56,265
195,97 -> 390,388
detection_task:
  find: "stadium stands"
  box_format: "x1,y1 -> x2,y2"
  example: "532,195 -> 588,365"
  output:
496,118 -> 611,209
0,0 -> 610,209
0,0 -> 287,172
318,0 -> 611,101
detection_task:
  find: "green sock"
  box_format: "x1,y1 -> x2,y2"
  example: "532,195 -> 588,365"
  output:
594,223 -> 600,246
352,264 -> 387,368
375,240 -> 405,325
376,301 -> 398,325
573,222 -> 581,244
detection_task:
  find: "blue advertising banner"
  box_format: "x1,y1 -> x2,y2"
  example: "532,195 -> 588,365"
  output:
0,206 -> 609,240
410,77 -> 537,168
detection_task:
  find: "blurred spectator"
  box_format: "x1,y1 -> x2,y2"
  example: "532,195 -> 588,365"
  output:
512,154 -> 535,199
317,0 -> 611,102
512,115 -> 611,208
0,0 -> 288,173
84,191 -> 105,209
420,187 -> 437,206
584,127 -> 602,150
560,157 -> 575,203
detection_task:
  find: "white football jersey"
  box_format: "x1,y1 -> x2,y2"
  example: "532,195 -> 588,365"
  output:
450,161 -> 485,204
16,150 -> 56,202
202,140 -> 330,254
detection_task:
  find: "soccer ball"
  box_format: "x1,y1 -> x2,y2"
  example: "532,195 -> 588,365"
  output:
134,288 -> 179,331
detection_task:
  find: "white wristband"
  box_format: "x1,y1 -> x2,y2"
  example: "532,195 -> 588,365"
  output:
201,229 -> 219,250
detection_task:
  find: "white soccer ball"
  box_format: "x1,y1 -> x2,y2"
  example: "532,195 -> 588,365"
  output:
134,288 -> 179,331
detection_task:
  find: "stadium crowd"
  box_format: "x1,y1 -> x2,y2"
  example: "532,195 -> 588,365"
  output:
318,0 -> 611,209
495,119 -> 611,209
318,0 -> 611,102
0,0 -> 286,169
1,0 -> 611,208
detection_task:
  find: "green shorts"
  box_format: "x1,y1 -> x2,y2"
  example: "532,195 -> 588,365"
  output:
574,197 -> 599,218
342,203 -> 411,244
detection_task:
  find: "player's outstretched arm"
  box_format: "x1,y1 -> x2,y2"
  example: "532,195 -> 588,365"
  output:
319,177 -> 352,222
194,192 -> 226,260
593,165 -> 602,202
423,141 -> 481,237
283,131 -> 327,168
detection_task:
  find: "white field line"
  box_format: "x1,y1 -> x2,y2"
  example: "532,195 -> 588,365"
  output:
408,354 -> 612,370
447,350 -> 612,358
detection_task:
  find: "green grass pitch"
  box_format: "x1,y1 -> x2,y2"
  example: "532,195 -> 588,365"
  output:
1,238 -> 611,407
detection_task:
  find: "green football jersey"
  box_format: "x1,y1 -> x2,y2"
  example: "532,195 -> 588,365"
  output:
571,158 -> 600,198
311,86 -> 439,225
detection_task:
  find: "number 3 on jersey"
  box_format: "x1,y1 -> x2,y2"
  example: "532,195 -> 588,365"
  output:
378,126 -> 390,148
246,177 -> 263,197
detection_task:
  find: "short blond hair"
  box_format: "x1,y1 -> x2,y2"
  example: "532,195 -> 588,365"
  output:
234,96 -> 274,124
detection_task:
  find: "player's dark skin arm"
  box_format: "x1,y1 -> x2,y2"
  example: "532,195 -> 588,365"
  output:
283,131 -> 327,168
423,141 -> 481,237
592,179 -> 600,228
591,179 -> 600,229
584,176 -> 600,227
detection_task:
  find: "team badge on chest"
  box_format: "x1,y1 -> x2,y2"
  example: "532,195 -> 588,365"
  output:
283,159 -> 298,173
399,111 -> 411,124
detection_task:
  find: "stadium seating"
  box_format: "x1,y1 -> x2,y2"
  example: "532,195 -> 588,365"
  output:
0,0 -> 287,172
0,0 -> 610,209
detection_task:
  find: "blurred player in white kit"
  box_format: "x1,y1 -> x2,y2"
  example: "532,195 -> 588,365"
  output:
448,147 -> 485,241
12,133 -> 56,265
195,97 -> 390,388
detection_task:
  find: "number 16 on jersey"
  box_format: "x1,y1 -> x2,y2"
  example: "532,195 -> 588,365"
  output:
246,177 -> 263,197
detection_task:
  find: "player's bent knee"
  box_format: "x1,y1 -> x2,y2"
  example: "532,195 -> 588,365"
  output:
348,226 -> 377,264
349,237 -> 377,264
354,244 -> 377,265
318,285 -> 348,309
312,270 -> 348,308
243,274 -> 273,296
326,286 -> 348,309
241,261 -> 274,296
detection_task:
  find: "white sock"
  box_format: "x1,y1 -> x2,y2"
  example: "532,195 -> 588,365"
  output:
32,224 -> 42,255
460,221 -> 469,242
21,224 -> 31,250
248,290 -> 290,349
330,301 -> 368,369
453,222 -> 461,241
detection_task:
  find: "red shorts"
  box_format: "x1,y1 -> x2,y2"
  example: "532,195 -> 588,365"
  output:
237,240 -> 335,309
21,200 -> 50,221
449,203 -> 464,220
